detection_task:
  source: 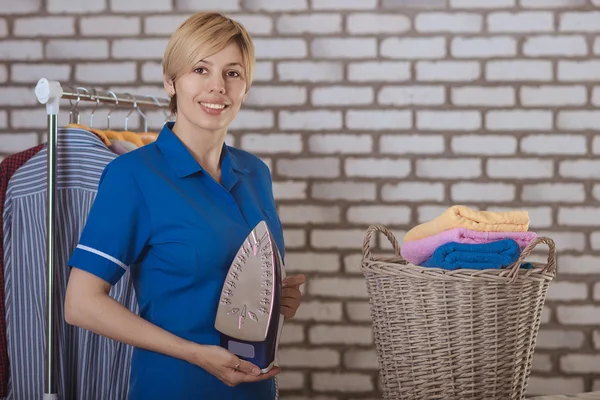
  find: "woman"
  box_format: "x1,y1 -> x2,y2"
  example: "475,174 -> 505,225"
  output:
65,11 -> 305,399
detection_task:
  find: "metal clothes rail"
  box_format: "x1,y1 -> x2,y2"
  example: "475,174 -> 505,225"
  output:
34,79 -> 170,399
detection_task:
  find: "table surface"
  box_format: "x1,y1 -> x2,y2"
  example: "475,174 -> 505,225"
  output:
528,392 -> 600,400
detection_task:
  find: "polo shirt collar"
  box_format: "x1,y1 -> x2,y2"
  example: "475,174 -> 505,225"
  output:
156,122 -> 249,179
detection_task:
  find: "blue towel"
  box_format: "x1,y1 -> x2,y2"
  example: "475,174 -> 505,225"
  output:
421,239 -> 521,270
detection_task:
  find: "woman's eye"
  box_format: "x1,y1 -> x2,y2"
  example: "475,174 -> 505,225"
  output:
194,67 -> 206,74
228,71 -> 240,77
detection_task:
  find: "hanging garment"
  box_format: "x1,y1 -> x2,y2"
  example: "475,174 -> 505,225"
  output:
0,144 -> 45,397
2,127 -> 138,400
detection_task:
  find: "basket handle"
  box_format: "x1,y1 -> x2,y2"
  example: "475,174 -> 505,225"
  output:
362,224 -> 401,260
506,236 -> 556,283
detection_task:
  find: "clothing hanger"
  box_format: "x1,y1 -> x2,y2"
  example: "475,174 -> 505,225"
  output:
118,93 -> 144,148
65,87 -> 112,147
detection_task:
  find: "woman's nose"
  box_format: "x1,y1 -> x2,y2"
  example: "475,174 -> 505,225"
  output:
209,75 -> 226,94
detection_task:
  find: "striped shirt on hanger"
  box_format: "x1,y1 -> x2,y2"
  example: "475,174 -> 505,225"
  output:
2,127 -> 138,400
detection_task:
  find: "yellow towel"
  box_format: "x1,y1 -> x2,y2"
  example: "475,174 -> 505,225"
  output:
404,205 -> 530,242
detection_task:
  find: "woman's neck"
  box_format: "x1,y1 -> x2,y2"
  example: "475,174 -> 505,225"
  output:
171,118 -> 227,181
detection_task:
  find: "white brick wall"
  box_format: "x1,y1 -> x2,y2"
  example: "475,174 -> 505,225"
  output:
2,1 -> 599,397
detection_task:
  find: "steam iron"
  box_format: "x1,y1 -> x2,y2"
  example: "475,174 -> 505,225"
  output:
215,220 -> 286,373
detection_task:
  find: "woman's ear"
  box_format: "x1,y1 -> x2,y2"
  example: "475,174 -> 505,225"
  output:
163,75 -> 175,97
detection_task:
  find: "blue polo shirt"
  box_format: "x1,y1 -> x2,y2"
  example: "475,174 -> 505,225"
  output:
68,122 -> 284,399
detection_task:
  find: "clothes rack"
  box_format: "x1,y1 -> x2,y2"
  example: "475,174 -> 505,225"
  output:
34,79 -> 170,399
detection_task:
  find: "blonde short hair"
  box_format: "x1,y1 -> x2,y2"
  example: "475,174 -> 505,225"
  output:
162,12 -> 255,115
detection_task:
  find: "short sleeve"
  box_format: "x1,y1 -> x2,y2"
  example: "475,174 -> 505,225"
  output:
68,161 -> 151,285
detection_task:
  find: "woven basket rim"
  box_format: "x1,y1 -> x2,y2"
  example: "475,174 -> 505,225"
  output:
361,224 -> 557,284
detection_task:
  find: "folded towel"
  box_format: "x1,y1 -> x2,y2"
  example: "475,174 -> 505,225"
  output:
404,205 -> 530,242
421,239 -> 521,270
400,228 -> 536,265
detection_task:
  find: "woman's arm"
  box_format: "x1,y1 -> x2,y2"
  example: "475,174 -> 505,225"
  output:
64,267 -> 280,386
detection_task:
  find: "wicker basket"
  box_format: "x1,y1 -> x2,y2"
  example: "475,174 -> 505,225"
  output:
360,224 -> 557,400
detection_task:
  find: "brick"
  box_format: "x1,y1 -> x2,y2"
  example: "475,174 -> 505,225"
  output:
492,206 -> 552,228
417,158 -> 481,179
344,349 -> 378,370
246,86 -> 306,106
0,111 -> 7,129
253,62 -> 273,82
14,17 -> 74,37
594,186 -> 600,201
488,159 -> 554,179
347,110 -> 412,130
523,184 -> 584,203
231,15 -> 273,35
488,11 -> 553,32
0,66 -> 6,83
240,133 -> 302,154
453,37 -> 517,58
0,20 -> 6,37
312,182 -> 377,201
277,372 -> 304,390
272,181 -> 307,200
547,281 -> 588,301
522,0 -> 586,7
143,16 -> 188,35
310,230 -> 370,251
526,377 -> 584,396
536,330 -> 585,349
294,301 -> 343,322
278,158 -> 339,178
595,331 -> 600,348
559,110 -> 600,130
560,160 -> 600,179
418,110 -> 481,130
111,0 -> 170,11
558,207 -> 600,226
348,62 -> 411,82
278,61 -> 342,82
347,206 -> 412,225
452,86 -> 514,106
47,39 -> 108,60
277,14 -> 341,34
486,110 -> 552,131
379,86 -> 445,105
283,229 -> 306,249
0,40 -> 42,60
75,62 -> 136,84
11,110 -> 47,129
593,87 -> 600,106
558,255 -> 600,273
380,134 -> 444,154
381,37 -> 446,59
81,16 -> 140,36
524,35 -> 588,57
244,0 -> 306,10
312,372 -> 373,392
310,326 -> 372,345
279,348 -> 339,368
415,12 -> 482,32
595,283 -> 600,300
343,254 -> 363,275
521,86 -> 586,106
278,205 -> 340,224
253,38 -> 308,59
141,62 -> 162,83
280,111 -> 342,131
345,158 -> 411,178
48,0 -> 105,13
229,110 -> 274,129
595,37 -> 600,55
381,182 -> 445,202
0,1 -> 41,13
346,302 -> 373,322
309,134 -> 373,154
532,354 -> 552,372
382,0 -> 446,7
112,39 -> 167,59
312,0 -> 377,9
451,0 -> 514,6
561,355 -> 600,373
418,61 -> 480,81
486,60 -> 552,81
452,183 -> 516,202
312,38 -> 377,59
312,86 -> 374,106
175,0 -> 240,11
558,60 -> 600,81
284,252 -> 340,273
560,11 -> 600,32
0,87 -> 39,106
0,133 -> 39,153
542,306 -> 552,324
521,134 -> 586,155
452,135 -> 517,155
347,13 -> 411,34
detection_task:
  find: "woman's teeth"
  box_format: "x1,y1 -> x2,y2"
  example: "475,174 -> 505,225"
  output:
201,103 -> 226,109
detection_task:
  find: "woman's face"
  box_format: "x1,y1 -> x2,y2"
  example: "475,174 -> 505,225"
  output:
165,42 -> 247,134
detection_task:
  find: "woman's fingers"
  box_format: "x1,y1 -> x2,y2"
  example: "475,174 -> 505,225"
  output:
232,359 -> 261,376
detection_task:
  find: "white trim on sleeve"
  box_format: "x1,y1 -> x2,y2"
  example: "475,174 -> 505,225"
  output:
76,244 -> 129,271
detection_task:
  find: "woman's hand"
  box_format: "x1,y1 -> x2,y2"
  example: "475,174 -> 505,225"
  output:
190,345 -> 280,387
281,274 -> 306,319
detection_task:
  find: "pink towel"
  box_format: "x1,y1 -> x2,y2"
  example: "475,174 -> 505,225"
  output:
400,228 -> 537,265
